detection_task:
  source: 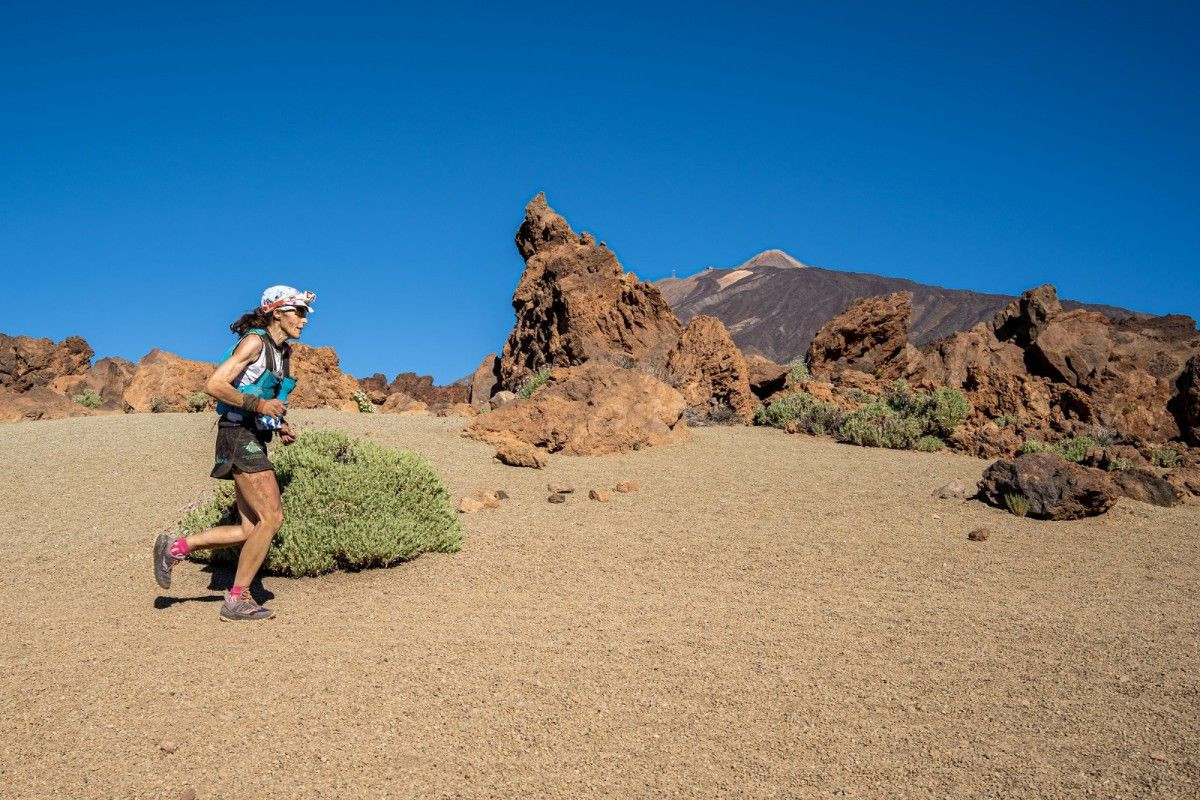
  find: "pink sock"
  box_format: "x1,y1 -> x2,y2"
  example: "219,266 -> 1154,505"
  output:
169,538 -> 191,558
229,585 -> 246,600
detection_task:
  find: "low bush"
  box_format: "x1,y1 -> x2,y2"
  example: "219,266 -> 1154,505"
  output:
838,399 -> 924,449
518,367 -> 552,399
787,359 -> 810,386
1106,456 -> 1132,472
188,391 -> 210,412
1152,448 -> 1179,468
72,388 -> 102,408
1005,492 -> 1031,517
1021,439 -> 1049,454
181,430 -> 462,576
754,392 -> 844,434
915,435 -> 945,452
1054,436 -> 1096,463
352,389 -> 375,413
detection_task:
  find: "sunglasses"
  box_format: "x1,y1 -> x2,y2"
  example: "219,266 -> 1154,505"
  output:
282,306 -> 309,318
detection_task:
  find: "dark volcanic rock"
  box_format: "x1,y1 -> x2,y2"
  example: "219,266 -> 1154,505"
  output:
1110,468 -> 1184,508
977,452 -> 1119,520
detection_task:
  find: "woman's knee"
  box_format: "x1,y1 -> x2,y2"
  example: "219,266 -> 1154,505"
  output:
259,508 -> 284,533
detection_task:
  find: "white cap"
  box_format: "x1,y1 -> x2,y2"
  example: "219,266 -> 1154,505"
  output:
260,285 -> 316,313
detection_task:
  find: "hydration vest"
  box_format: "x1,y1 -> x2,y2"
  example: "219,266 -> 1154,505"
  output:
215,329 -> 297,429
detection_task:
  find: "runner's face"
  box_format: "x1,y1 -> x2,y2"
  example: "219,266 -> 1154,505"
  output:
278,307 -> 308,338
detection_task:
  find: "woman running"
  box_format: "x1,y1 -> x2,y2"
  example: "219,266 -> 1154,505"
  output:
153,285 -> 314,621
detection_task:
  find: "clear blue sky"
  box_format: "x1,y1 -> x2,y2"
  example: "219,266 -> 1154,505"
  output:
2,1 -> 1197,383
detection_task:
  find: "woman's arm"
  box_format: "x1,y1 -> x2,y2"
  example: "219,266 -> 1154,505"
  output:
205,336 -> 278,412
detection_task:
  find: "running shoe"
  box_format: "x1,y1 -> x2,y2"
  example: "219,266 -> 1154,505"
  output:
219,590 -> 276,621
153,534 -> 183,589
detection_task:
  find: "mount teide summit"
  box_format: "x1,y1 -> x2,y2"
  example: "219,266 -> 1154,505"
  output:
656,250 -> 1137,363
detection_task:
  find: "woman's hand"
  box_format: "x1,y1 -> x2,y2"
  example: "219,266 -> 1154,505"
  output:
258,398 -> 287,418
280,422 -> 296,445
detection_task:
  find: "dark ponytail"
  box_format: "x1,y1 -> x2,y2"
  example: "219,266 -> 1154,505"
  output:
229,308 -> 273,336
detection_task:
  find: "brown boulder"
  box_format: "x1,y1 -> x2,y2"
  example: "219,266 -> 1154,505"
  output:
0,385 -> 93,422
991,284 -> 1062,346
744,354 -> 789,401
1110,468 -> 1184,508
0,333 -> 93,391
388,372 -> 468,410
467,354 -> 501,408
1178,354 -> 1200,446
493,436 -> 547,468
123,349 -> 214,413
357,373 -> 390,405
465,361 -> 688,456
807,291 -> 916,380
287,343 -> 360,411
665,316 -> 754,423
977,452 -> 1118,520
379,393 -> 429,415
499,194 -> 682,390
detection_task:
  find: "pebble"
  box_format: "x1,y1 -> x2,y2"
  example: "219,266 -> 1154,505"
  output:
967,527 -> 992,541
548,494 -> 566,504
1149,751 -> 1168,762
179,790 -> 197,800
615,480 -> 640,493
548,483 -> 575,494
159,740 -> 178,755
589,489 -> 612,502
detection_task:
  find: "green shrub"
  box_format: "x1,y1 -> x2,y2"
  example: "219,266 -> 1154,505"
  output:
187,391 -> 210,412
993,414 -> 1019,428
1021,439 -> 1049,454
754,392 -> 844,434
1005,493 -> 1031,517
352,389 -> 375,413
72,388 -> 103,408
1152,448 -> 1179,468
787,358 -> 810,386
923,387 -> 972,438
915,435 -> 945,452
1053,436 -> 1096,463
518,367 -> 551,399
837,400 -> 924,449
181,430 -> 462,576
1106,456 -> 1132,472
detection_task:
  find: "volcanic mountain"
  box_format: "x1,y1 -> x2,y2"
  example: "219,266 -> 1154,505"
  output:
655,250 -> 1138,363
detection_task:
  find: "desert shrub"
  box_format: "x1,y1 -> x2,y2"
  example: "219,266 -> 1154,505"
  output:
993,414 -> 1019,428
1021,439 -> 1049,454
754,392 -> 844,434
1106,456 -> 1132,472
787,358 -> 810,386
1005,492 -> 1031,517
1053,436 -> 1096,463
72,388 -> 102,408
923,387 -> 972,438
187,391 -> 210,412
844,388 -> 874,404
181,430 -> 462,576
915,435 -> 945,452
837,399 -> 924,449
1152,448 -> 1179,468
705,404 -> 744,426
149,396 -> 168,413
518,367 -> 552,399
351,389 -> 375,413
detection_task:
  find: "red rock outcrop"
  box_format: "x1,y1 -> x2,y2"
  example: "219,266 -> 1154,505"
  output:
388,372 -> 468,410
467,354 -> 500,408
123,349 -> 215,413
498,194 -> 683,390
806,292 -> 917,380
743,354 -> 789,401
356,373 -> 391,405
0,385 -> 94,422
0,334 -> 93,391
665,316 -> 754,423
379,393 -> 429,415
1180,354 -> 1200,446
464,361 -> 688,456
287,343 -> 360,411
50,356 -> 135,411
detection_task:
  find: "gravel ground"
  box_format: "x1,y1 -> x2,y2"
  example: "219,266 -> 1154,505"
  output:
1,411 -> 1197,799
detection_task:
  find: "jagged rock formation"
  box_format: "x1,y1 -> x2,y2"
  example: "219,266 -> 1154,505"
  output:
465,362 -> 688,456
499,194 -> 682,390
51,356 -> 136,412
388,372 -> 468,409
288,343 -> 361,411
123,349 -> 215,413
665,316 -> 754,423
466,354 -> 500,408
0,334 -> 93,391
806,291 -> 918,380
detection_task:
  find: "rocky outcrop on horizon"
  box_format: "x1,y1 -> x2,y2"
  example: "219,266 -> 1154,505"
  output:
498,193 -> 683,391
656,250 -> 1142,364
806,291 -> 919,381
664,316 -> 755,423
1,333 -> 93,392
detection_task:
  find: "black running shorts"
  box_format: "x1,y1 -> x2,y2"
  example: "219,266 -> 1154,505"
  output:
211,423 -> 274,479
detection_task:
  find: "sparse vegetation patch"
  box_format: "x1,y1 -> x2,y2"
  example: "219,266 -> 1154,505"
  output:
72,388 -> 102,408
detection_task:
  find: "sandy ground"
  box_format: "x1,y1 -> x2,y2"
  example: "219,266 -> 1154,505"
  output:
1,411 -> 1197,799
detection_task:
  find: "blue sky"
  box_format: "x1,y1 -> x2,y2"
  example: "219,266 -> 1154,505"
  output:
2,1 -> 1197,383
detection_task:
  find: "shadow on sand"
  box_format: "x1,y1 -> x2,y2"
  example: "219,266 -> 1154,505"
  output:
153,561 -> 275,610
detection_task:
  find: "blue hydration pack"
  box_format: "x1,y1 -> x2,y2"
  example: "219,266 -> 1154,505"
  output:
215,328 -> 297,431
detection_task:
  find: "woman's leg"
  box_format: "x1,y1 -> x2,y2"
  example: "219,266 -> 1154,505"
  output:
228,468 -> 283,590
183,486 -> 259,551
